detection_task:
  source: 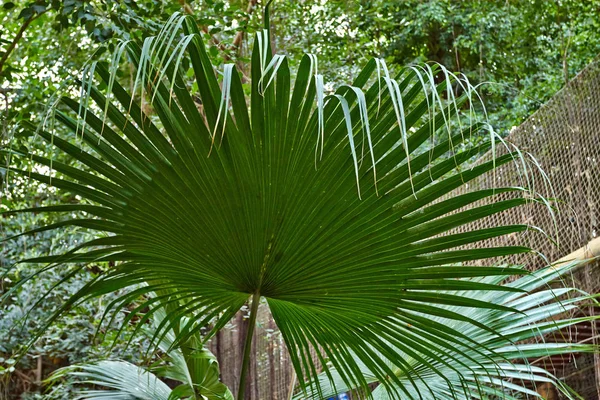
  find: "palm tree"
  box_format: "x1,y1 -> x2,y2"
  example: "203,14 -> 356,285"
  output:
2,9 -> 596,399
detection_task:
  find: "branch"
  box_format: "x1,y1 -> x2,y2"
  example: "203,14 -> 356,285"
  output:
232,0 -> 259,52
237,291 -> 260,400
179,0 -> 252,81
179,1 -> 232,58
0,11 -> 45,76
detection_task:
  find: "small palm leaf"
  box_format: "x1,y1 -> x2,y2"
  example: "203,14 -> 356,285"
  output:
2,12 -> 571,398
50,306 -> 233,400
53,360 -> 172,400
150,307 -> 234,400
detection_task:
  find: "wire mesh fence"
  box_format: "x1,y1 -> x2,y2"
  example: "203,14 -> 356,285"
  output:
208,57 -> 600,399
447,57 -> 600,398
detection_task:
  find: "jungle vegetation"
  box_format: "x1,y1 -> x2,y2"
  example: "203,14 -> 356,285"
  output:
1,1 -> 600,399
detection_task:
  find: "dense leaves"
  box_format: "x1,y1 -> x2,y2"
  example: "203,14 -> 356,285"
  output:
272,0 -> 600,134
51,308 -> 233,400
300,262 -> 594,399
0,190 -> 151,399
2,1 -> 599,399
3,9 -> 595,399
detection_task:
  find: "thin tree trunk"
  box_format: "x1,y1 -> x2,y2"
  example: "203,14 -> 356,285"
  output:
248,330 -> 257,400
238,293 -> 260,400
216,328 -> 223,363
236,311 -> 248,397
232,0 -> 260,51
34,356 -> 42,385
268,319 -> 276,400
0,12 -> 45,75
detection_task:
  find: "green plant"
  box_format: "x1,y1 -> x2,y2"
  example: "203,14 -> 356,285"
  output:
0,181 -> 152,398
50,307 -> 232,400
300,262 -> 593,399
2,9 -> 596,399
49,262 -> 596,400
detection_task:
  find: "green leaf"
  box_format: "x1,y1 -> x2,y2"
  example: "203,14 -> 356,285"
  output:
18,6 -> 33,19
31,4 -> 46,14
55,360 -> 172,399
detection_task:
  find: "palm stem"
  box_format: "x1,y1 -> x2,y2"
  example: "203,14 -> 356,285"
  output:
237,291 -> 260,400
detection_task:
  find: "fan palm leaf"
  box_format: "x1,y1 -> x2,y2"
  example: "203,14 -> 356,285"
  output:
2,10 -> 589,399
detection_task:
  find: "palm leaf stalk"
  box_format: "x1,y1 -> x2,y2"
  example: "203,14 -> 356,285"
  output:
2,9 -> 595,399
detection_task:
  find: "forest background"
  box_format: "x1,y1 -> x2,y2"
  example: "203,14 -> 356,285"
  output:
1,0 -> 600,398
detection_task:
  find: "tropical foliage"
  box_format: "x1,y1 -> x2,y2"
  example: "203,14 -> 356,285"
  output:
55,262 -> 596,399
0,189 -> 152,399
50,307 -> 233,400
1,2 -> 259,395
274,0 -> 600,134
1,2 -> 599,399
301,262 -> 594,399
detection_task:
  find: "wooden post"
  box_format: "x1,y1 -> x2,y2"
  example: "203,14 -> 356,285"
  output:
35,356 -> 42,385
552,237 -> 600,269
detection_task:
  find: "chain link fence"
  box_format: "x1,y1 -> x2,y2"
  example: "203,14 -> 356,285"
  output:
452,57 -> 600,398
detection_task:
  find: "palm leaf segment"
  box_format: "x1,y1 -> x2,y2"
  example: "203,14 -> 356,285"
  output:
300,262 -> 595,399
2,12 -> 569,398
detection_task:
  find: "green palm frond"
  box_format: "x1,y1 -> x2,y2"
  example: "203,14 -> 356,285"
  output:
297,261 -> 596,399
2,10 -> 589,399
50,306 -> 233,400
53,360 -> 172,400
150,307 -> 234,400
